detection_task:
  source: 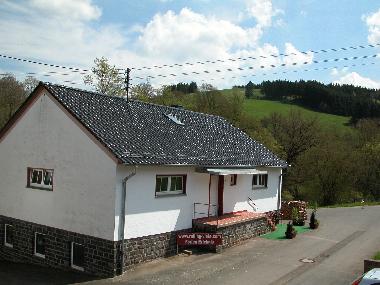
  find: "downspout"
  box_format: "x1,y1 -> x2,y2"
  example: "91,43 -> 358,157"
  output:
208,174 -> 212,217
119,166 -> 137,275
277,169 -> 286,222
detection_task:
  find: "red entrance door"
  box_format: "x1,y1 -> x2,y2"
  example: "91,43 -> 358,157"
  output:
217,175 -> 224,216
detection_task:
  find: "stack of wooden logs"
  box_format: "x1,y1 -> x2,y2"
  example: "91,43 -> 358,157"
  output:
280,201 -> 308,220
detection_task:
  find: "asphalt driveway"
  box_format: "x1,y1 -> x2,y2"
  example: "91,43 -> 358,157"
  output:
1,206 -> 380,285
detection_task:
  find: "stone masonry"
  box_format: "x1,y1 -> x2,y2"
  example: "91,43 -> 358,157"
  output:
0,215 -> 118,277
193,216 -> 271,250
121,228 -> 192,270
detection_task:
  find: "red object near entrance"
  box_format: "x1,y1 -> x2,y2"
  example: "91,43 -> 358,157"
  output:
177,233 -> 223,246
217,175 -> 224,216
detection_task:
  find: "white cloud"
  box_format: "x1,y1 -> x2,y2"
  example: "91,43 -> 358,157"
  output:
330,67 -> 349,77
363,9 -> 380,44
29,0 -> 101,21
282,43 -> 314,67
0,0 -> 308,88
334,72 -> 380,89
136,8 -> 259,62
245,0 -> 282,28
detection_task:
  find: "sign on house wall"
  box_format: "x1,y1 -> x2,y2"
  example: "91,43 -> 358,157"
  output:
177,233 -> 223,246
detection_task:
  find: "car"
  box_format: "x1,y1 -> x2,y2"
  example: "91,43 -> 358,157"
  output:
352,268 -> 380,285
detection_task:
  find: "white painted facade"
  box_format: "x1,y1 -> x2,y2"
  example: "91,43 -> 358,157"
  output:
0,90 -> 117,240
115,165 -> 282,240
0,87 -> 282,242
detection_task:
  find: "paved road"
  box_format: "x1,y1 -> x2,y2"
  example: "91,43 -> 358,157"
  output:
1,206 -> 380,285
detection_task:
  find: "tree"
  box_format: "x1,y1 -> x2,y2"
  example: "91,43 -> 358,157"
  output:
0,74 -> 28,128
84,57 -> 124,96
245,81 -> 254,98
131,82 -> 156,101
262,110 -> 320,164
23,76 -> 39,95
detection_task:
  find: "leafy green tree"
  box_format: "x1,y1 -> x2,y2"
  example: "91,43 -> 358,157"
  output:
262,110 -> 320,164
245,81 -> 254,98
0,74 -> 28,128
84,57 -> 124,96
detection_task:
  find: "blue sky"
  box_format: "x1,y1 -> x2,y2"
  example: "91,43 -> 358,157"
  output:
1,0 -> 380,89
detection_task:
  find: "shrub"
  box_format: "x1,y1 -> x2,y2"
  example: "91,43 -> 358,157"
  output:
292,207 -> 305,226
309,211 -> 319,229
285,222 -> 297,239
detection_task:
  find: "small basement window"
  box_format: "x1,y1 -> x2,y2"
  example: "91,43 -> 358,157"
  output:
230,174 -> 237,186
34,233 -> 46,258
4,224 -> 13,248
155,175 -> 186,196
27,168 -> 53,190
71,242 -> 84,271
252,174 -> 268,189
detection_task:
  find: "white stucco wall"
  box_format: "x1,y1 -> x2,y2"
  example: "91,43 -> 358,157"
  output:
115,165 -> 282,240
223,167 -> 282,213
0,90 -> 117,240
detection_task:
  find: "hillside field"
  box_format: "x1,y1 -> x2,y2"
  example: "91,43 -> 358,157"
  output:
222,88 -> 352,133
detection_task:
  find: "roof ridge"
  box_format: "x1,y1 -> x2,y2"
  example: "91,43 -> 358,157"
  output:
43,82 -> 224,119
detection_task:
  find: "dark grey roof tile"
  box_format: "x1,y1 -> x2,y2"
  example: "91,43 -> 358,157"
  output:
43,83 -> 286,167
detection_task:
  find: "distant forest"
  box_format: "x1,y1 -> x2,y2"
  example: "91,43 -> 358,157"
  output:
240,80 -> 380,122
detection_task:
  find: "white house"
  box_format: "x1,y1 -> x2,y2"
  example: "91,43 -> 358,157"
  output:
0,82 -> 286,276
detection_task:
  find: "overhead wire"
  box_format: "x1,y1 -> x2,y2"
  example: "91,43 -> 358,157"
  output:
131,43 -> 380,71
133,53 -> 379,80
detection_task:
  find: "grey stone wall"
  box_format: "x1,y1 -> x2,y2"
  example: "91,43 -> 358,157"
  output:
218,217 -> 270,249
193,216 -> 271,250
0,215 -> 118,277
122,229 -> 191,269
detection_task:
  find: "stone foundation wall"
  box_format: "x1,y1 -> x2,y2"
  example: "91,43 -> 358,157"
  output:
218,217 -> 271,249
122,228 -> 192,269
193,216 -> 271,250
0,215 -> 118,277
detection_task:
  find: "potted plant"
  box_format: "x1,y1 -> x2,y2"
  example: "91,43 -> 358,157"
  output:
285,222 -> 297,239
292,207 -> 305,226
309,211 -> 319,229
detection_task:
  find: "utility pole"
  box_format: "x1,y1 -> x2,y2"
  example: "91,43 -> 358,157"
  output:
125,68 -> 131,101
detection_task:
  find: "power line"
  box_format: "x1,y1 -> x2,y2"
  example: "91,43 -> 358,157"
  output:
131,43 -> 380,71
200,61 -> 379,83
133,54 -> 379,80
0,54 -> 92,73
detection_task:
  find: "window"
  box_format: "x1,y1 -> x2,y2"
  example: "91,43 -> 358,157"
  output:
252,174 -> 268,189
230,174 -> 237,186
27,168 -> 53,190
34,233 -> 46,258
71,242 -> 84,271
4,224 -> 13,248
155,175 -> 186,196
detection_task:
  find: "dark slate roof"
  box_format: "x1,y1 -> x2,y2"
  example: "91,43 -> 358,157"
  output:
43,83 -> 286,167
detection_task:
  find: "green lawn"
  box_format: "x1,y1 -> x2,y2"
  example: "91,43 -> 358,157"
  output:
243,99 -> 352,133
373,251 -> 380,260
261,223 -> 311,240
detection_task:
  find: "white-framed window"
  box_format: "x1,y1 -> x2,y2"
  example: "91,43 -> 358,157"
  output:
230,174 -> 237,186
27,168 -> 53,190
71,242 -> 84,271
34,232 -> 46,258
252,174 -> 268,189
4,224 -> 13,248
155,175 -> 186,196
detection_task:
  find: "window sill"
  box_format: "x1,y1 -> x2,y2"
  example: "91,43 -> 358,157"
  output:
71,265 -> 84,271
155,193 -> 187,198
252,187 -> 268,190
34,253 -> 45,259
27,185 -> 53,191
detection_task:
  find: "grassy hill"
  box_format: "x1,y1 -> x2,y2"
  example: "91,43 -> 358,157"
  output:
222,88 -> 352,133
